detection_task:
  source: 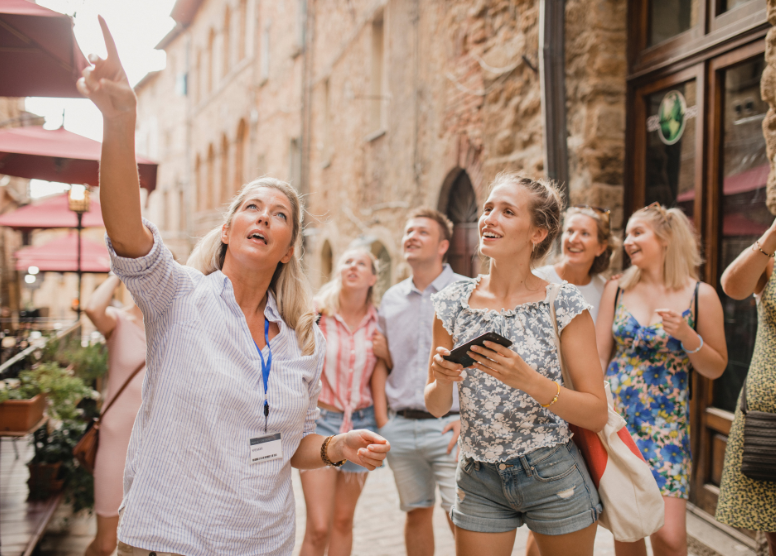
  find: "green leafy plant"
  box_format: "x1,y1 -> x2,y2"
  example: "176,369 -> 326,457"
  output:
21,363 -> 93,421
39,337 -> 108,383
29,419 -> 94,512
0,375 -> 41,403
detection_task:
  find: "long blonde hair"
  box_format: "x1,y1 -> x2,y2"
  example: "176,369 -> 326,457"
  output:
620,204 -> 702,290
316,248 -> 378,316
186,177 -> 317,355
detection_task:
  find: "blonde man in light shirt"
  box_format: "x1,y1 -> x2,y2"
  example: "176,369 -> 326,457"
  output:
371,208 -> 466,556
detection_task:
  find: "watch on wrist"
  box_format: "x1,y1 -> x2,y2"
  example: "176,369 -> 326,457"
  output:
321,435 -> 346,467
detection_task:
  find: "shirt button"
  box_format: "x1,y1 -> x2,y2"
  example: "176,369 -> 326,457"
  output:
499,464 -> 506,470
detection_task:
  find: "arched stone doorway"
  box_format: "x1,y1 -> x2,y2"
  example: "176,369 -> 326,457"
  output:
438,169 -> 479,278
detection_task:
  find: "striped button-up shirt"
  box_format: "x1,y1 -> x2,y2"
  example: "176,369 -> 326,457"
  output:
378,264 -> 465,412
108,220 -> 325,556
317,306 -> 378,432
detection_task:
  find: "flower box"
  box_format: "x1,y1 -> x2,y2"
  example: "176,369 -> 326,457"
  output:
0,393 -> 46,433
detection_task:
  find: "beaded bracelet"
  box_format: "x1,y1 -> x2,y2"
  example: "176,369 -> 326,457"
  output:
320,435 -> 345,467
752,239 -> 775,258
541,381 -> 561,408
681,334 -> 704,354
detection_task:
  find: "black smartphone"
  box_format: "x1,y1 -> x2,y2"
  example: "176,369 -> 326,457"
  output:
443,332 -> 513,368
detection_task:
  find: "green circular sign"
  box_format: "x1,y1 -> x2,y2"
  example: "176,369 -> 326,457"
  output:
658,90 -> 687,145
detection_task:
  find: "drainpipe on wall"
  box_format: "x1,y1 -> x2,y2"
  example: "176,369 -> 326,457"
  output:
300,0 -> 314,197
539,0 -> 569,201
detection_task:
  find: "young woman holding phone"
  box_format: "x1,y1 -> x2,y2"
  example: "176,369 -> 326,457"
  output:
77,17 -> 388,556
425,173 -> 608,556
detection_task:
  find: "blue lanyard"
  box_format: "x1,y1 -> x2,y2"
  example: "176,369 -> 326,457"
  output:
255,318 -> 273,432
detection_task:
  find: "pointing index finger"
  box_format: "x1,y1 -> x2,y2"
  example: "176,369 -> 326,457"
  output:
98,15 -> 120,61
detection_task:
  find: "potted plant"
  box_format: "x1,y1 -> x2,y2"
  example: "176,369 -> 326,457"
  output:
0,375 -> 46,433
27,420 -> 85,500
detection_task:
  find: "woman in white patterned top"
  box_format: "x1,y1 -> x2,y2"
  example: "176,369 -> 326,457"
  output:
77,18 -> 389,556
425,173 -> 608,556
533,204 -> 618,322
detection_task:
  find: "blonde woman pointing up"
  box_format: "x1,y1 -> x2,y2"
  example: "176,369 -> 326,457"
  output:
77,16 -> 388,556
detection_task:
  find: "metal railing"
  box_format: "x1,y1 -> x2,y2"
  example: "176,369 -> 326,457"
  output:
0,320 -> 81,379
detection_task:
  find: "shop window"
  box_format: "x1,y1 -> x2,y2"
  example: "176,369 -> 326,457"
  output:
206,144 -> 215,209
320,240 -> 333,285
260,24 -> 270,83
223,6 -> 231,77
369,12 -> 384,133
220,134 -> 230,205
648,0 -> 699,46
644,81 -> 698,222
207,28 -> 216,93
195,154 -> 202,211
714,54 -> 768,413
234,119 -> 247,194
719,0 -> 754,13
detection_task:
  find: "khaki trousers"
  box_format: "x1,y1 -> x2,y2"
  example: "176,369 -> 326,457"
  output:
117,541 -> 183,556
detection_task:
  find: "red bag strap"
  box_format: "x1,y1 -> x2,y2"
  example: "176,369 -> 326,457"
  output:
100,361 -> 145,418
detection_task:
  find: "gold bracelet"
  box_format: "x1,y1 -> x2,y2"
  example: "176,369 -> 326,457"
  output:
541,381 -> 561,408
320,435 -> 345,467
753,239 -> 775,258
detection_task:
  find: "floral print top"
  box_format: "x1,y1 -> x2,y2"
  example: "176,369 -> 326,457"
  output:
431,277 -> 591,462
605,292 -> 695,499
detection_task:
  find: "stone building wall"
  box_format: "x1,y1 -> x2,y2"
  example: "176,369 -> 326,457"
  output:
137,0 -> 629,289
565,0 -> 627,228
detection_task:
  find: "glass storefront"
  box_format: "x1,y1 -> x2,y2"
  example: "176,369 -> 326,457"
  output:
648,0 -> 698,46
645,81 -> 697,221
713,55 -> 770,412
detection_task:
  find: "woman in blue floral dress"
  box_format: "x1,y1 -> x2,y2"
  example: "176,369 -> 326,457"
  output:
596,204 -> 728,556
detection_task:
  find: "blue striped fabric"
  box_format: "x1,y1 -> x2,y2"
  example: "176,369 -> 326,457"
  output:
108,220 -> 325,556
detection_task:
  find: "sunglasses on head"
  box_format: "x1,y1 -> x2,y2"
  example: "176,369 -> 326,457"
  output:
571,204 -> 611,225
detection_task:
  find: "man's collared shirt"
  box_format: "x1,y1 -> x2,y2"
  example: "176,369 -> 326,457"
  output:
378,263 -> 466,412
108,220 -> 325,556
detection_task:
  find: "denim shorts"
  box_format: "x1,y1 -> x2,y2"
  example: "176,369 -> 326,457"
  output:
451,440 -> 602,535
315,406 -> 377,473
378,413 -> 459,513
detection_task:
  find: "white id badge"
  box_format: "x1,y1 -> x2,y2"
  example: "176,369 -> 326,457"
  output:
250,433 -> 283,464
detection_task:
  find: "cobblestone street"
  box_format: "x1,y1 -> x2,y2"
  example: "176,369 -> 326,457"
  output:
38,462 -> 630,556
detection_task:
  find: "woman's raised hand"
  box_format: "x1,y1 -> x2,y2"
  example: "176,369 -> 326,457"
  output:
76,16 -> 136,121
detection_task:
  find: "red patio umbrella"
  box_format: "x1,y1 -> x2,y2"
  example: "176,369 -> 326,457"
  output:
0,192 -> 103,231
14,233 -> 109,273
0,0 -> 89,98
0,126 -> 158,191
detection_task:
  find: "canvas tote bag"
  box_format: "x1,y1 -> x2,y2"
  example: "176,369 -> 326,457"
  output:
547,283 -> 664,542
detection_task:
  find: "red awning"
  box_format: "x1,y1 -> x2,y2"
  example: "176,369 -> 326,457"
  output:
723,213 -> 770,237
0,126 -> 157,191
0,192 -> 103,231
14,233 -> 110,273
0,0 -> 89,98
677,164 -> 769,202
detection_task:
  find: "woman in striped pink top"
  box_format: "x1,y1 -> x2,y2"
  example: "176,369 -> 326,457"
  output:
300,247 -> 388,556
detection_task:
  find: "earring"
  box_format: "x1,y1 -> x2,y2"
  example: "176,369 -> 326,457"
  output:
532,243 -> 536,253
